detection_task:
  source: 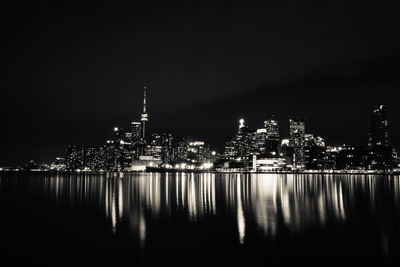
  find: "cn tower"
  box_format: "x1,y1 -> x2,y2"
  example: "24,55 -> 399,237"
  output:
140,86 -> 148,140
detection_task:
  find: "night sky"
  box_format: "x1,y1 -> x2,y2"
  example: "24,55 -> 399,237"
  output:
2,1 -> 400,166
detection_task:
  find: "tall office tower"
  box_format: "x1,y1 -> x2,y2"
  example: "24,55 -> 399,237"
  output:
235,119 -> 253,159
150,132 -> 174,161
254,128 -> 267,153
176,138 -> 190,161
289,119 -> 306,168
264,118 -> 280,156
369,105 -> 392,170
224,137 -> 237,159
131,121 -> 142,144
371,105 -> 390,147
304,134 -> 327,170
140,86 -> 148,140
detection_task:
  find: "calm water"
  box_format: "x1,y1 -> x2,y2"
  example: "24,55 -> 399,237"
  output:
1,172 -> 400,266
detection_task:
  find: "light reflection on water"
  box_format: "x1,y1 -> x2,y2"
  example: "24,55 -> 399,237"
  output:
5,172 -> 399,249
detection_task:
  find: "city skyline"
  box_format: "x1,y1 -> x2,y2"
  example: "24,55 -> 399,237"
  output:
1,78 -> 398,172
4,86 -> 398,173
1,78 -> 399,169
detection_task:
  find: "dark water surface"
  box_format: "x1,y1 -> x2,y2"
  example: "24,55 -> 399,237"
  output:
1,172 -> 400,266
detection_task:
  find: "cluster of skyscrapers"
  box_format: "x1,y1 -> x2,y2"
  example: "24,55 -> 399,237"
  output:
219,105 -> 397,172
12,86 -> 398,173
61,87 -> 215,172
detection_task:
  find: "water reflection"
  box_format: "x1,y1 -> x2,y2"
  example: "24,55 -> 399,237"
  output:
5,173 -> 399,248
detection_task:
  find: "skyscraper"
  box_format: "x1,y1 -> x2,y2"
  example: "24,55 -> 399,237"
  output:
371,105 -> 390,147
264,118 -> 280,156
289,119 -> 306,169
369,105 -> 392,170
235,119 -> 254,159
131,121 -> 142,144
141,86 -> 148,140
253,117 -> 280,156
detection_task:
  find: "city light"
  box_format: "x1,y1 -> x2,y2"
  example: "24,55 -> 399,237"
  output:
5,90 -> 397,175
239,118 -> 245,128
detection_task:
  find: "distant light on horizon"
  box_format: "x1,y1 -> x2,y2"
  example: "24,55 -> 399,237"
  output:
239,118 -> 245,128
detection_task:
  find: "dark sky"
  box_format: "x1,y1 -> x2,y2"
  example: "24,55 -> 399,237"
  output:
2,0 -> 400,166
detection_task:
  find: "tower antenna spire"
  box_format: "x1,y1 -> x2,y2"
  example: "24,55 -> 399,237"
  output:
143,85 -> 147,113
141,85 -> 148,140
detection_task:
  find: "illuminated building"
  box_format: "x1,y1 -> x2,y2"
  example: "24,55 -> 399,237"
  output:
140,86 -> 148,140
304,134 -> 325,148
368,105 -> 393,170
252,157 -> 286,172
304,134 -> 328,169
234,119 -> 254,159
187,141 -> 211,162
150,132 -> 174,161
336,146 -> 368,170
254,128 -> 267,153
131,121 -> 142,144
263,117 -> 280,156
289,119 -> 305,169
371,105 -> 390,147
66,145 -> 86,170
174,138 -> 212,163
176,138 -> 190,161
223,137 -> 237,159
49,157 -> 66,171
145,145 -> 162,160
280,139 -> 293,166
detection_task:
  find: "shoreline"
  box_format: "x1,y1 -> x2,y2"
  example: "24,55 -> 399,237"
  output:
1,169 -> 399,175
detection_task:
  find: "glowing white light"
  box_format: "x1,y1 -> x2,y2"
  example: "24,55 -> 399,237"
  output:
211,151 -> 216,156
203,162 -> 213,169
114,127 -> 119,132
239,118 -> 245,128
281,139 -> 290,146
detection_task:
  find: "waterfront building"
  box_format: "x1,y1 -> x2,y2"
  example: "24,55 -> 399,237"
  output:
371,105 -> 390,147
49,157 -> 66,171
264,118 -> 280,156
252,155 -> 286,172
304,134 -> 329,169
150,132 -> 174,161
234,119 -> 254,159
289,119 -> 306,169
65,145 -> 86,170
368,105 -> 393,170
336,146 -> 368,170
